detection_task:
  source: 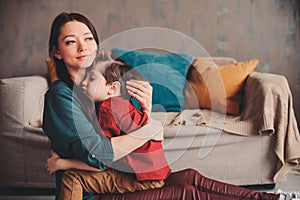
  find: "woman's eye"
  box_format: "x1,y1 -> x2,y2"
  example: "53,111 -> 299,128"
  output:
86,37 -> 94,41
65,40 -> 75,45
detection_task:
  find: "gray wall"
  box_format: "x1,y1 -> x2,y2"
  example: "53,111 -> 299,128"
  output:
0,0 -> 299,123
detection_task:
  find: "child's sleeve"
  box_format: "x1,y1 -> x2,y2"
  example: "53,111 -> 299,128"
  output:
117,103 -> 148,134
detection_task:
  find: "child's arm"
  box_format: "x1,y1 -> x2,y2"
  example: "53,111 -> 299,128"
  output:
46,149 -> 102,174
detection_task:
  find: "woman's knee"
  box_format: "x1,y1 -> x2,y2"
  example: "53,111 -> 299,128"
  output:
165,168 -> 203,187
184,168 -> 202,176
181,168 -> 203,183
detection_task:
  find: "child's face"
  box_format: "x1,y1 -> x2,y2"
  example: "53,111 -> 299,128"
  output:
82,62 -> 111,102
54,21 -> 98,70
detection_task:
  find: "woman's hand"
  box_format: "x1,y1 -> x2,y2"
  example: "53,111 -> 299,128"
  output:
46,149 -> 61,175
147,119 -> 164,141
126,80 -> 152,116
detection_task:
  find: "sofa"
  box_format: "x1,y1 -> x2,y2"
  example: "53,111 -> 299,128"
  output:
0,49 -> 299,190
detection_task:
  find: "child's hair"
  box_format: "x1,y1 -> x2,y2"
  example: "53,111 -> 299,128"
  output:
93,53 -> 147,100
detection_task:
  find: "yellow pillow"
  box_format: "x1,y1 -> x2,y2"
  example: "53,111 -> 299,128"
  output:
184,58 -> 259,115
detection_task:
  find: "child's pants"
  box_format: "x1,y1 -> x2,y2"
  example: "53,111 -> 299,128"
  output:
58,168 -> 164,200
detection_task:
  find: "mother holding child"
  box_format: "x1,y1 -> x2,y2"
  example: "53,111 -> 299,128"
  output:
43,12 -> 289,200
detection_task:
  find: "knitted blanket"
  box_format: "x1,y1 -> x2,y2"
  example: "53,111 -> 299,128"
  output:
170,71 -> 300,182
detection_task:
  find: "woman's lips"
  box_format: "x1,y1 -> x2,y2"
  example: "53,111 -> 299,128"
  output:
77,55 -> 89,60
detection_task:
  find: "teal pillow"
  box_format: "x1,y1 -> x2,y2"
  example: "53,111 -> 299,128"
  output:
112,48 -> 193,112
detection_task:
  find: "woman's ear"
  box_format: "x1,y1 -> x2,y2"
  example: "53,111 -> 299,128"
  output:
52,47 -> 63,60
108,81 -> 121,96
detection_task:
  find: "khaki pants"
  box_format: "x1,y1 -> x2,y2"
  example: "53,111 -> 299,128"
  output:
59,169 -> 165,200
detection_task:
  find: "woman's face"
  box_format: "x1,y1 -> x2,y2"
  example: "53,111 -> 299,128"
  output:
54,21 -> 98,70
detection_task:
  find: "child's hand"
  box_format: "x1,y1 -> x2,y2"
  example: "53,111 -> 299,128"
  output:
46,149 -> 61,175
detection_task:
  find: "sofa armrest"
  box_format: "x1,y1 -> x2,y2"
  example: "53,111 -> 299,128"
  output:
242,71 -> 290,121
0,76 -> 49,131
243,71 -> 300,182
0,75 -> 54,188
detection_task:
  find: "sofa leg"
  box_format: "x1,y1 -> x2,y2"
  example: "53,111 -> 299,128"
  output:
243,184 -> 276,190
262,184 -> 276,190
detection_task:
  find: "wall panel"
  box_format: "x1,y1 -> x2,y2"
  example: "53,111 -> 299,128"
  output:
0,0 -> 299,123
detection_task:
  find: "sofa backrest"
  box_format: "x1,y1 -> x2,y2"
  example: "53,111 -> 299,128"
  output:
0,55 -> 237,132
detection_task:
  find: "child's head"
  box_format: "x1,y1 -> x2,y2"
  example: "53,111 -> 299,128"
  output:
82,53 -> 146,102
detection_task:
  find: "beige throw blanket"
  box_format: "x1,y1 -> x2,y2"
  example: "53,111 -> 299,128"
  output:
170,71 -> 300,182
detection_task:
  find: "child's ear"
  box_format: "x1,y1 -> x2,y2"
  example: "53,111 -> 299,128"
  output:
108,81 -> 121,95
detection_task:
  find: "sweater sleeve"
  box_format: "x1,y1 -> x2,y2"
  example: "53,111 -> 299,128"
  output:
98,97 -> 148,137
113,97 -> 148,134
97,104 -> 122,138
42,82 -> 114,169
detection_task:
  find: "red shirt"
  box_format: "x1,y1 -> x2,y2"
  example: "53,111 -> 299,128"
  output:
97,96 -> 171,181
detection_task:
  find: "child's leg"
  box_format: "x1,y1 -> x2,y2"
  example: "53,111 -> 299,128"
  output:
59,169 -> 164,200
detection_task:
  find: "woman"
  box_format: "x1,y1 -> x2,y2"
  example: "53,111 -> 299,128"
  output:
43,12 -> 288,200
43,12 -> 163,199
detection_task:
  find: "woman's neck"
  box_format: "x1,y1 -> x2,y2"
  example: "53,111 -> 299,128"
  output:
69,68 -> 86,86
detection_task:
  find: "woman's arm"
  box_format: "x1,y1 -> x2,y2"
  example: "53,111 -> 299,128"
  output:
43,83 -> 114,169
111,119 -> 163,161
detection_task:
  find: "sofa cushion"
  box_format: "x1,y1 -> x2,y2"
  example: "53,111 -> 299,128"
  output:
184,58 -> 258,115
112,48 -> 193,112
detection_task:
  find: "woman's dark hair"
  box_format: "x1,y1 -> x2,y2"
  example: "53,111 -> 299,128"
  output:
48,12 -> 100,127
48,12 -> 99,87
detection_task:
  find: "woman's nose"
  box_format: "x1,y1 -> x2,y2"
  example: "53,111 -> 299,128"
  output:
78,40 -> 87,52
